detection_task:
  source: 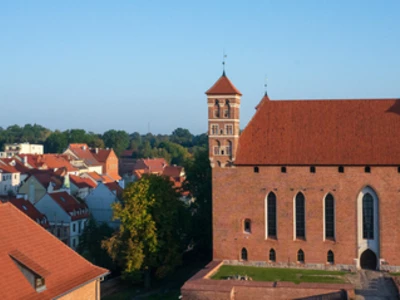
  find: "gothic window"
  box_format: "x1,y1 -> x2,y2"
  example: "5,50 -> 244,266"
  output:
241,248 -> 248,261
327,250 -> 334,264
226,141 -> 232,156
297,249 -> 304,263
214,100 -> 220,118
226,125 -> 233,135
295,192 -> 305,239
211,124 -> 219,135
213,141 -> 220,155
269,248 -> 276,262
267,192 -> 277,237
363,193 -> 374,239
244,219 -> 251,233
224,100 -> 231,118
325,194 -> 335,239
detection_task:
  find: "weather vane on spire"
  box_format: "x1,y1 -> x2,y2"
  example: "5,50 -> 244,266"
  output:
264,75 -> 268,96
222,50 -> 227,76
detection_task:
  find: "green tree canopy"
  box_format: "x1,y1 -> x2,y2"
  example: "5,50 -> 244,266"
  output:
170,128 -> 193,147
102,129 -> 130,156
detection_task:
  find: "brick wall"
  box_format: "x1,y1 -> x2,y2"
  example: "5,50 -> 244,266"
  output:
59,279 -> 100,300
213,165 -> 400,270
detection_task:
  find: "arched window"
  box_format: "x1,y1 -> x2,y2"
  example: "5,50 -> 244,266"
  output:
269,248 -> 276,262
214,100 -> 220,118
254,166 -> 259,173
226,140 -> 232,156
213,140 -> 220,155
244,219 -> 251,233
297,249 -> 304,263
363,193 -> 374,239
241,248 -> 248,261
325,194 -> 335,239
267,192 -> 277,237
224,100 -> 231,118
365,166 -> 371,173
327,250 -> 334,264
295,193 -> 305,238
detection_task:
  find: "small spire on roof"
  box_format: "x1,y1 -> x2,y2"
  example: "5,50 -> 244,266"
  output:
264,75 -> 268,96
222,50 -> 227,76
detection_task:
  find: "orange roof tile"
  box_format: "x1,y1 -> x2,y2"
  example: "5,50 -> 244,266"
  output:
104,182 -> 123,198
90,148 -> 111,163
69,175 -> 97,189
133,158 -> 167,174
0,203 -> 108,300
67,144 -> 101,167
205,73 -> 242,96
236,98 -> 400,165
8,198 -> 50,229
86,171 -> 103,182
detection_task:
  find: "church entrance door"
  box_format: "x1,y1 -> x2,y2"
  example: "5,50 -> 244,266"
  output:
360,249 -> 377,270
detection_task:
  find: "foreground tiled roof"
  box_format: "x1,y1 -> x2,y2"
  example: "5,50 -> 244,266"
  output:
205,73 -> 242,96
235,97 -> 400,165
48,192 -> 89,221
8,198 -> 49,229
0,203 -> 108,300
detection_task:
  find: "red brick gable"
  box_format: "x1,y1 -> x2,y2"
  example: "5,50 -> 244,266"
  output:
235,98 -> 400,165
0,203 -> 107,300
206,74 -> 242,96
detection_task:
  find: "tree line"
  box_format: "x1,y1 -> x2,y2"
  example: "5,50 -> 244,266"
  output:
0,124 -> 207,165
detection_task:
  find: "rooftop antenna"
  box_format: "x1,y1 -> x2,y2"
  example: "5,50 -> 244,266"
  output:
222,50 -> 227,76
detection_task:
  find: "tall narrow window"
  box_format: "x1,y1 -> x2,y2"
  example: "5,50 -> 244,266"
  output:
214,100 -> 220,118
327,250 -> 334,264
363,193 -> 374,239
244,219 -> 251,233
325,194 -> 335,239
213,140 -> 220,155
211,124 -> 219,135
226,125 -> 233,135
295,193 -> 305,239
224,100 -> 231,118
254,166 -> 259,173
297,249 -> 305,263
226,141 -> 232,156
241,248 -> 248,261
267,192 -> 277,237
269,248 -> 276,262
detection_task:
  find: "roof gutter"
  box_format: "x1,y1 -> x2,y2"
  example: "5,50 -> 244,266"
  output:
53,271 -> 110,299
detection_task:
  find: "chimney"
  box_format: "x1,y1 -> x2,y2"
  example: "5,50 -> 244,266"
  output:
95,148 -> 99,154
22,156 -> 27,166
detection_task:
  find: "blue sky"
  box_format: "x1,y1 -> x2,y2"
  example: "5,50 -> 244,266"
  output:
1,1 -> 399,135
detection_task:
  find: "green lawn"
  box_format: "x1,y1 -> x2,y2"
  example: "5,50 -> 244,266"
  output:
211,265 -> 348,284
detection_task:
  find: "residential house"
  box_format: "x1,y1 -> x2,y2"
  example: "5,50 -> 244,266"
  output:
0,163 -> 21,196
35,191 -> 89,249
70,174 -> 97,199
0,157 -> 31,181
63,144 -> 103,174
0,202 -> 108,300
90,148 -> 121,181
85,182 -> 123,228
8,196 -> 50,230
0,142 -> 43,158
18,170 -> 65,204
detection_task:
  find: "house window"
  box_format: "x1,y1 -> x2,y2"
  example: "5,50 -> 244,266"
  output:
267,192 -> 277,237
226,141 -> 232,156
310,166 -> 316,173
244,219 -> 251,233
211,124 -> 219,135
297,249 -> 305,263
254,166 -> 259,173
295,192 -> 305,239
226,125 -> 233,135
365,166 -> 371,173
338,166 -> 344,173
327,250 -> 334,264
72,223 -> 76,232
363,193 -> 374,239
35,276 -> 45,290
269,248 -> 276,262
398,166 -> 400,173
213,146 -> 219,155
325,193 -> 335,239
72,238 -> 76,247
241,248 -> 248,261
281,166 -> 287,173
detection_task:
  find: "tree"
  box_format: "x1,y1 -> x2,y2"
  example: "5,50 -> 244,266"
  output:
44,130 -> 68,153
158,141 -> 190,166
102,174 -> 190,287
102,130 -> 130,156
184,148 -> 212,260
170,128 -> 193,147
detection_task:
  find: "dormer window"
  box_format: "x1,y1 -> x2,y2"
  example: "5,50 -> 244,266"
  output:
35,277 -> 45,291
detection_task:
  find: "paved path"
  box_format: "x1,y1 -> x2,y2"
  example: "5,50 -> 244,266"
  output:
347,270 -> 398,300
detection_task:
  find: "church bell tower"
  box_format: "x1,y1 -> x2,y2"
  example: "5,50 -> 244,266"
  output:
205,71 -> 242,168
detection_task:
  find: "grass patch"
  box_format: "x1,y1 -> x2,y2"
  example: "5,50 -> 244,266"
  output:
390,272 -> 400,276
211,265 -> 348,284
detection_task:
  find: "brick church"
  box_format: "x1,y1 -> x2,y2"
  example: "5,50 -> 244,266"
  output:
206,71 -> 400,271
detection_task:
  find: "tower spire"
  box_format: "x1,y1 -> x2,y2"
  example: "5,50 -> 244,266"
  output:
222,50 -> 227,76
264,75 -> 268,96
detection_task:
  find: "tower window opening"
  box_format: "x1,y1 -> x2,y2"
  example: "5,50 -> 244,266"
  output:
269,248 -> 276,262
338,166 -> 344,173
241,248 -> 248,261
310,166 -> 316,173
254,166 -> 259,173
327,250 -> 334,264
365,166 -> 371,173
297,249 -> 305,263
281,166 -> 287,173
244,219 -> 251,233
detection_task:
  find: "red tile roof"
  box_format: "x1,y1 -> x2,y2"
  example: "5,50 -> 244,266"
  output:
86,171 -> 104,182
0,203 -> 108,300
205,73 -> 242,96
48,192 -> 89,221
0,163 -> 19,174
163,165 -> 183,178
70,175 -> 97,189
90,148 -> 111,163
133,158 -> 167,174
67,144 -> 102,166
8,198 -> 49,229
27,170 -> 64,190
0,158 -> 30,173
235,98 -> 400,166
104,182 -> 123,198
